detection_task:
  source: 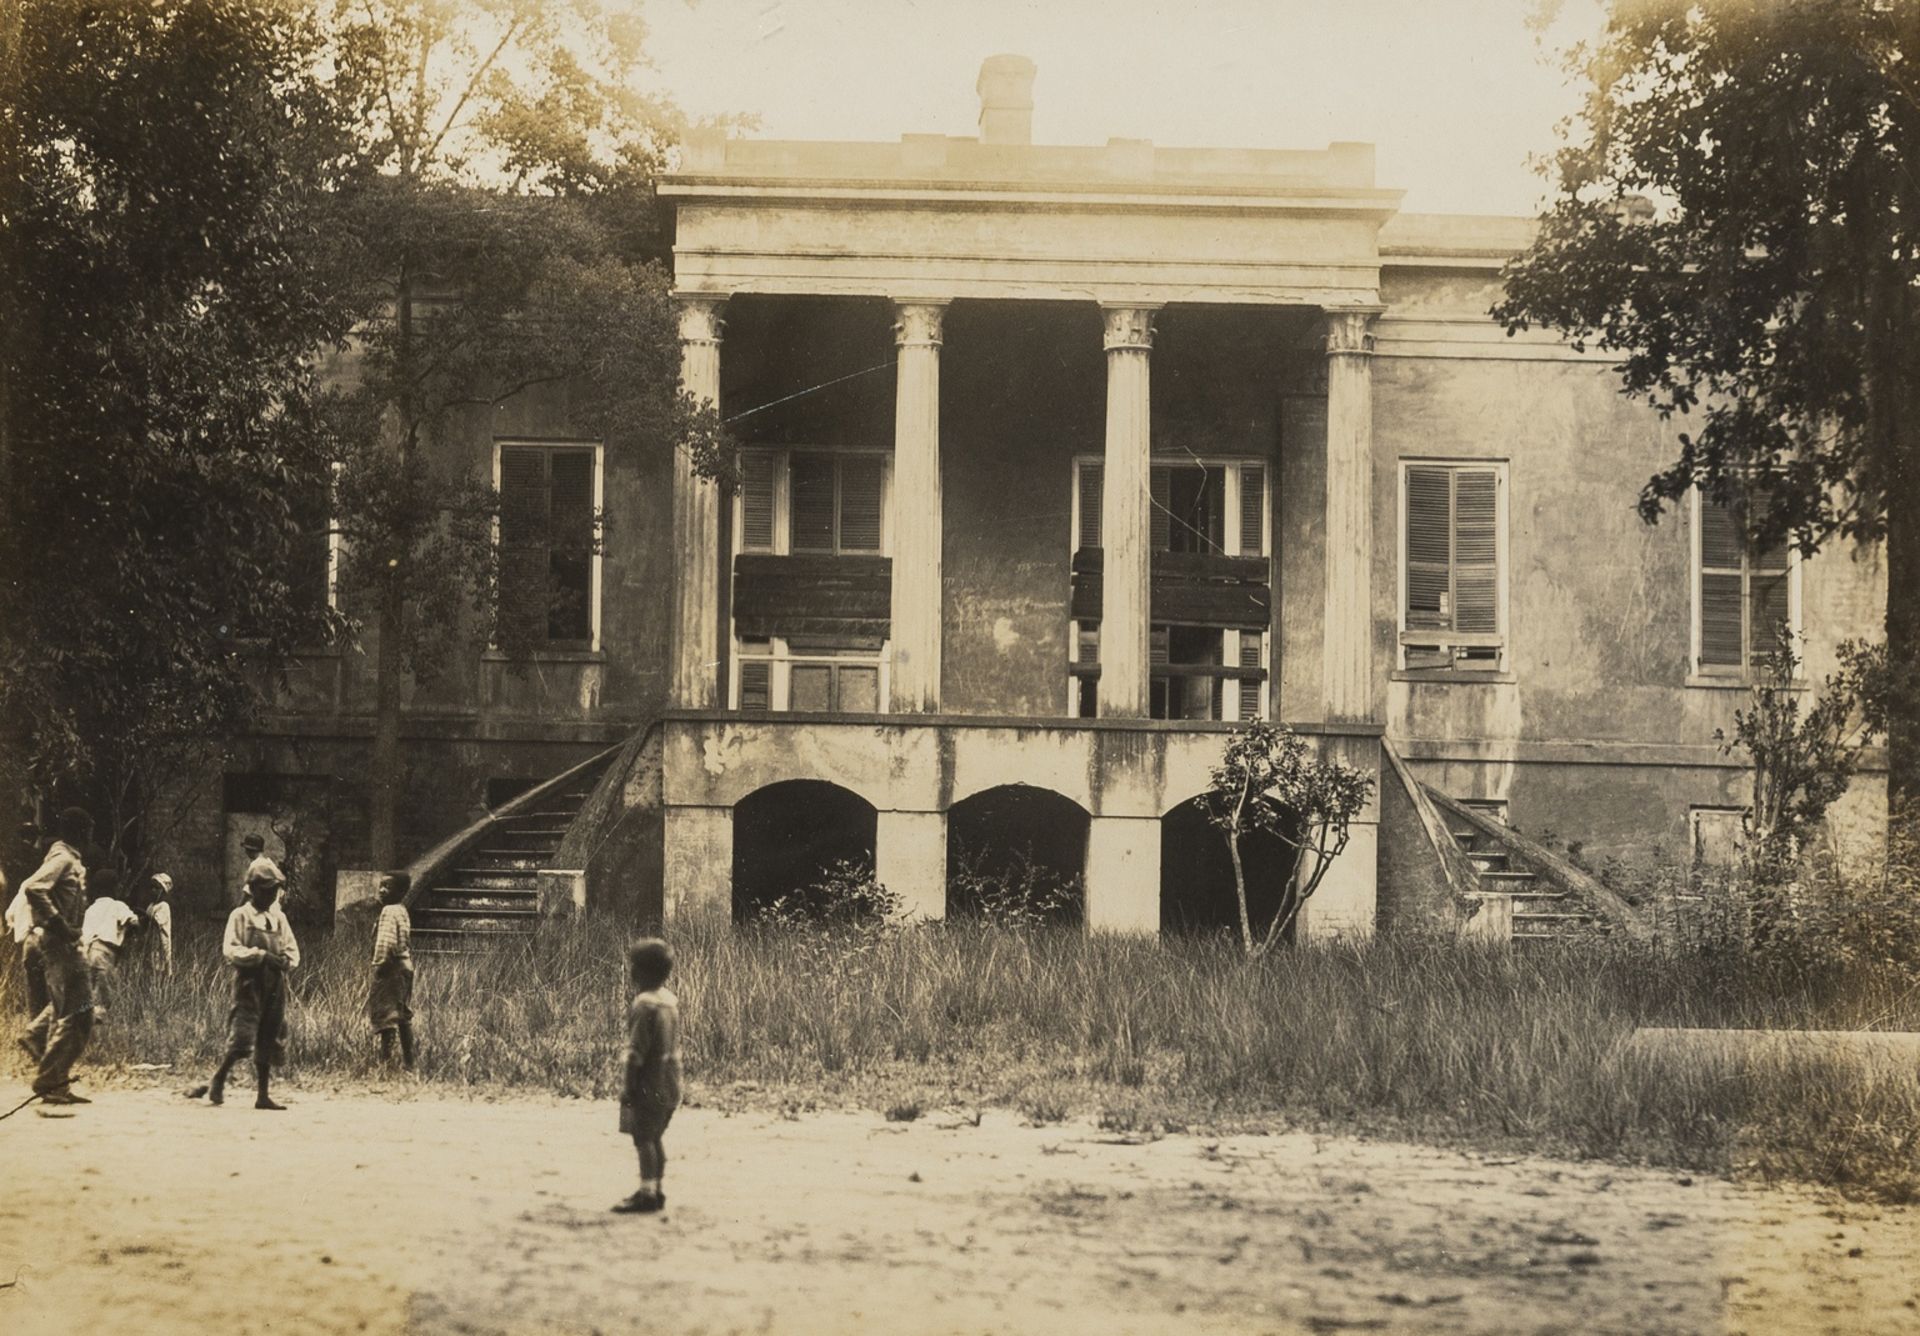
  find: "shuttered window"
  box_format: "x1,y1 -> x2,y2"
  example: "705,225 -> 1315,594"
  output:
785,451 -> 884,555
739,453 -> 776,551
1696,488 -> 1794,673
1239,465 -> 1265,557
1402,462 -> 1505,671
1077,460 -> 1103,549
498,444 -> 599,650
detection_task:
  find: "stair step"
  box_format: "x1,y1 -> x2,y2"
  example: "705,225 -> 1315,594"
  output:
418,908 -> 540,924
1467,852 -> 1510,871
431,890 -> 539,912
1513,911 -> 1593,922
492,827 -> 570,839
451,866 -> 539,884
1480,870 -> 1538,884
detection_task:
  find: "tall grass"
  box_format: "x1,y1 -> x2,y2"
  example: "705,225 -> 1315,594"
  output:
8,914 -> 1919,1199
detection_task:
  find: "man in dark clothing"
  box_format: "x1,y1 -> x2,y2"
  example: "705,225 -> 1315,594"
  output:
18,807 -> 95,1105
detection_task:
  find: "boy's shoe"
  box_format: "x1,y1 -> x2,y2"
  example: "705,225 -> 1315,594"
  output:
611,1191 -> 663,1214
255,1096 -> 286,1111
38,1088 -> 89,1105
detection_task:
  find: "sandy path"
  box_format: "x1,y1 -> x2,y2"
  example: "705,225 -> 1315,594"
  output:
1,1081 -> 1916,1336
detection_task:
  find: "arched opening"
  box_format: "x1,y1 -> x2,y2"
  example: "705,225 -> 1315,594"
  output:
732,780 -> 877,923
1159,796 -> 1304,940
945,784 -> 1088,926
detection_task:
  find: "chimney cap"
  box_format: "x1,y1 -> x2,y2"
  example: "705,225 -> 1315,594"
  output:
977,53 -> 1037,98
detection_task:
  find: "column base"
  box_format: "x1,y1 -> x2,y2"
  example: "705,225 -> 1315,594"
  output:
664,806 -> 732,926
876,809 -> 947,922
1297,821 -> 1377,942
1085,814 -> 1161,935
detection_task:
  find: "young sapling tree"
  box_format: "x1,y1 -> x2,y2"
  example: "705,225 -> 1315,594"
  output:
1196,721 -> 1374,955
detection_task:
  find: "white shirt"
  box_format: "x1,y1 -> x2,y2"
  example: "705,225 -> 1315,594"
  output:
147,900 -> 173,965
82,898 -> 141,950
223,900 -> 299,970
5,884 -> 31,945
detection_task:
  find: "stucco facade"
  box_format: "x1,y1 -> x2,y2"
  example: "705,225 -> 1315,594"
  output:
163,57 -> 1884,935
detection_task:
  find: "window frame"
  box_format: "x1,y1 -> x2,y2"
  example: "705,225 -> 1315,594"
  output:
490,438 -> 605,655
1688,485 -> 1802,684
729,445 -> 893,714
1395,457 -> 1510,677
734,446 -> 893,558
1067,452 -> 1271,721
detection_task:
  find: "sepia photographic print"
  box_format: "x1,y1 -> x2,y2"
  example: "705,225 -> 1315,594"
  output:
3,1 -> 1919,1331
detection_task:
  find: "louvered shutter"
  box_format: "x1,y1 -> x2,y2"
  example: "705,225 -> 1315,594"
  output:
1149,466 -> 1171,551
740,453 -> 776,551
1404,466 -> 1451,630
1239,464 -> 1265,556
497,447 -> 547,644
1149,625 -> 1169,665
1698,496 -> 1744,667
1238,632 -> 1262,719
838,455 -> 884,552
789,454 -> 835,552
1078,460 -> 1103,549
1700,493 -> 1745,569
1452,469 -> 1499,634
738,660 -> 771,712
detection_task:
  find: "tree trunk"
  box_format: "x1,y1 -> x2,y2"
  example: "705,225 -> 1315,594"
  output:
368,257 -> 417,870
369,577 -> 404,868
1226,826 -> 1252,954
1886,456 -> 1918,856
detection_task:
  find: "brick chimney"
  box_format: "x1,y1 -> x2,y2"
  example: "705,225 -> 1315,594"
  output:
976,55 -> 1036,145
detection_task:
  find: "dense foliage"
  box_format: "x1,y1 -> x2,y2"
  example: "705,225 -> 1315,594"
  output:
0,0 -> 356,863
1495,0 -> 1919,836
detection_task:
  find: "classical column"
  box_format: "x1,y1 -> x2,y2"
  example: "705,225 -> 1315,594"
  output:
890,300 -> 948,713
1322,306 -> 1382,724
1097,304 -> 1158,718
671,294 -> 726,709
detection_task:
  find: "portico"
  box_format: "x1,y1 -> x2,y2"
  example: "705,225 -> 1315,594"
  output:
656,56 -> 1396,936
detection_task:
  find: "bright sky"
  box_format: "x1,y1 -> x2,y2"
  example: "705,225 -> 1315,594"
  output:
638,0 -> 1604,217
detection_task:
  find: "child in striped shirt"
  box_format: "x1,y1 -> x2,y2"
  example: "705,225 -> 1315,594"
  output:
367,871 -> 415,1069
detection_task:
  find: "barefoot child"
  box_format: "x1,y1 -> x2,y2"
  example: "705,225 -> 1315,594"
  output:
188,871 -> 298,1109
366,871 -> 415,1069
612,939 -> 681,1215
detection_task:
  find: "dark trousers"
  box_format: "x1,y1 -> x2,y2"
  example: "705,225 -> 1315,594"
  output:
18,938 -> 48,1017
22,931 -> 93,1095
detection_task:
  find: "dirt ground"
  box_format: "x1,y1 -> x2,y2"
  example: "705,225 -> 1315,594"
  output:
2,1081 -> 1917,1336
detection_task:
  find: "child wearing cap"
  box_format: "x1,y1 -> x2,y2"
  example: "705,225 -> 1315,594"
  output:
145,873 -> 174,973
612,938 -> 682,1215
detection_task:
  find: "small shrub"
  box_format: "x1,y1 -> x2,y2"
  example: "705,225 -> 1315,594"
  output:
885,1101 -> 922,1123
945,844 -> 1081,930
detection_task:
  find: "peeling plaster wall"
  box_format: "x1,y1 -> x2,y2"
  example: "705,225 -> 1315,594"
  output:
1377,267 -> 1888,866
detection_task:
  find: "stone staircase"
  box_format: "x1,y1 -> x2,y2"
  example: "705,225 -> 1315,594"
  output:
1450,817 -> 1598,944
411,774 -> 602,955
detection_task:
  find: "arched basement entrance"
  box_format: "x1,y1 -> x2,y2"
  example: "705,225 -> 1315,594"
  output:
731,780 -> 877,923
1159,797 -> 1305,940
945,784 -> 1088,926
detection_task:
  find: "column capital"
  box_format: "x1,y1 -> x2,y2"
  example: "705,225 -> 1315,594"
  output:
674,292 -> 728,345
1323,305 -> 1384,356
892,299 -> 949,348
1100,303 -> 1160,352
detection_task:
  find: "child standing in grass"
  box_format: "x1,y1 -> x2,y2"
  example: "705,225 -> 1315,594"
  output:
187,871 -> 299,1110
612,938 -> 682,1215
367,871 -> 415,1069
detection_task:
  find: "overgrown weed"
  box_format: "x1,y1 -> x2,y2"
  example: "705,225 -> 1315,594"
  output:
9,894 -> 1920,1200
